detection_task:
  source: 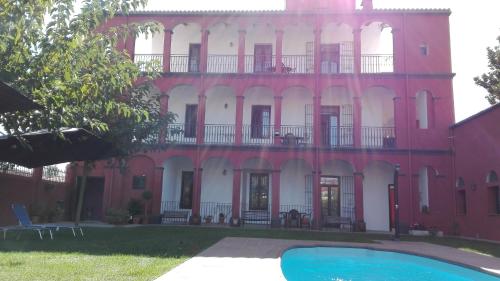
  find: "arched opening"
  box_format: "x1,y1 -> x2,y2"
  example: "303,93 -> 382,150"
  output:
240,158 -> 274,221
242,86 -> 274,145
161,156 -> 195,215
363,161 -> 394,231
281,87 -> 313,145
455,177 -> 467,215
134,24 -> 165,72
171,23 -> 202,72
167,85 -> 199,143
321,87 -> 354,147
456,177 -> 465,188
321,22 -> 354,73
204,86 -> 236,144
487,170 -> 499,183
245,23 -> 277,73
207,22 -> 239,73
282,23 -> 315,73
418,167 -> 430,212
361,21 -> 393,73
416,90 -> 433,129
321,160 -> 356,223
280,159 -> 314,215
200,157 -> 233,222
361,87 -> 396,148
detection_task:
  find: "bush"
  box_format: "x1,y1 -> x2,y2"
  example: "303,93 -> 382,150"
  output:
127,198 -> 144,216
105,208 -> 129,225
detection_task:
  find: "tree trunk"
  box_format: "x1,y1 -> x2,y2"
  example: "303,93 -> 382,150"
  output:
74,161 -> 91,226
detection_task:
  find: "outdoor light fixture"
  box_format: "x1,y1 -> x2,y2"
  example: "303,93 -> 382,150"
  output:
274,131 -> 280,137
222,169 -> 227,176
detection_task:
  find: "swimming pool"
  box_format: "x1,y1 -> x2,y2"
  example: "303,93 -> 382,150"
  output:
281,247 -> 500,281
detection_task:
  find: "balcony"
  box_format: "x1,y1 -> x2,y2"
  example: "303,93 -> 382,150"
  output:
280,125 -> 313,146
207,55 -> 238,73
244,55 -> 276,74
134,54 -> 163,72
321,126 -> 354,148
282,55 -> 314,74
242,124 -> 274,145
362,55 -> 394,73
362,126 -> 396,148
204,124 -> 235,144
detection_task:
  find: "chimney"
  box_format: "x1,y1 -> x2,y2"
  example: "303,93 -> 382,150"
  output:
361,0 -> 373,10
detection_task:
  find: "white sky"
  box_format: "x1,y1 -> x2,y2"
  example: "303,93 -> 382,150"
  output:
140,0 -> 499,122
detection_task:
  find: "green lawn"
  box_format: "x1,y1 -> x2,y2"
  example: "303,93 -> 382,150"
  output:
0,226 -> 498,281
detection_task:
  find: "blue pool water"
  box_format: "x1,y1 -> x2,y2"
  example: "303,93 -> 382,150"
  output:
281,247 -> 500,281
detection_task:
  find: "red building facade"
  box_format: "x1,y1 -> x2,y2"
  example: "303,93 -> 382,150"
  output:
73,0 -> 457,233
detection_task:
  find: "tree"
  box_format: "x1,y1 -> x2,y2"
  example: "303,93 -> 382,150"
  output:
474,35 -> 500,105
0,0 -> 175,224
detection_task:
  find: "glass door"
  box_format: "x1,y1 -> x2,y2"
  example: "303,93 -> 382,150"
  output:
320,176 -> 341,218
249,173 -> 269,210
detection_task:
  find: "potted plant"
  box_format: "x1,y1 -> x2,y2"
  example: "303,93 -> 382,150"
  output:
142,190 -> 153,224
409,222 -> 430,236
127,198 -> 144,224
230,217 -> 240,227
30,204 -> 45,223
218,213 -> 225,224
204,215 -> 213,224
190,214 -> 201,225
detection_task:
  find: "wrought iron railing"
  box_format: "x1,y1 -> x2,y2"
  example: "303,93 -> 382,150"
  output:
281,55 -> 314,74
244,55 -> 276,73
134,54 -> 163,72
207,55 -> 238,73
204,124 -> 235,144
165,123 -> 196,144
42,165 -> 66,183
362,54 -> 394,73
362,126 -> 396,148
200,202 -> 232,223
279,204 -> 313,215
170,54 -> 197,73
279,125 -> 313,146
0,162 -> 33,177
242,124 -> 274,145
321,126 -> 354,148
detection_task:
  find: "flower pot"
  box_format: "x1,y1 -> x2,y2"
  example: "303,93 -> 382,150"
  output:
218,216 -> 225,224
409,230 -> 430,236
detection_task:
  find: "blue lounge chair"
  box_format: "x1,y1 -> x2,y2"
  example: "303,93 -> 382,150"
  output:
11,203 -> 84,239
11,204 -> 52,240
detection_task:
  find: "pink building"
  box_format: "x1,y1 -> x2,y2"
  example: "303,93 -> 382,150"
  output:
71,0 -> 458,233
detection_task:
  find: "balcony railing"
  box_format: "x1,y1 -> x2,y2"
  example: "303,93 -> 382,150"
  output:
165,123 -> 196,144
362,54 -> 394,73
160,201 -> 232,223
0,162 -> 33,177
362,126 -> 396,148
207,55 -> 238,73
282,55 -> 314,74
244,55 -> 276,73
204,124 -> 235,144
134,54 -> 163,72
279,125 -> 313,146
242,124 -> 274,145
321,126 -> 354,148
170,54 -> 201,73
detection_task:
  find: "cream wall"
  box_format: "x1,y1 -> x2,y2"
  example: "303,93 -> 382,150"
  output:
171,23 -> 202,54
361,22 -> 393,54
135,31 -> 165,54
162,157 -> 194,209
201,158 -> 233,204
283,24 -> 314,55
245,24 -> 276,55
416,91 -> 429,129
205,87 -> 236,124
363,162 -> 393,231
280,160 -> 313,206
361,87 -> 395,127
322,23 -> 353,44
242,87 -> 274,125
168,85 -> 199,124
281,87 -> 312,125
208,23 -> 238,55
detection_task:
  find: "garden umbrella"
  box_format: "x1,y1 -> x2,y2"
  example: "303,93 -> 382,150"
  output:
0,81 -> 41,113
0,128 -> 116,168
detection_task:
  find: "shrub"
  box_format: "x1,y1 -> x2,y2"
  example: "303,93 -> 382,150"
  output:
105,208 -> 129,225
127,198 -> 144,216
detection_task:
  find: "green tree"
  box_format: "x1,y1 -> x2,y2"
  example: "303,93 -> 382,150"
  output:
0,0 -> 175,224
474,35 -> 500,105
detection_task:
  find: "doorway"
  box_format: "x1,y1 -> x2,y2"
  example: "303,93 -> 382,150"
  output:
179,171 -> 194,209
188,44 -> 201,72
388,184 -> 395,230
249,173 -> 269,210
320,176 -> 341,219
320,44 -> 340,73
76,177 -> 104,221
254,44 -> 273,73
321,106 -> 340,146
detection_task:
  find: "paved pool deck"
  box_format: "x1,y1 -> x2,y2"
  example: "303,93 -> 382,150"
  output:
156,237 -> 500,281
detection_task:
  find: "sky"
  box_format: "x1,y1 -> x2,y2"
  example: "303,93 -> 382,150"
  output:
138,0 -> 499,122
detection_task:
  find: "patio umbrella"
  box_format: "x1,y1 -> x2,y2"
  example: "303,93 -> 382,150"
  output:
0,128 -> 116,168
0,81 -> 41,113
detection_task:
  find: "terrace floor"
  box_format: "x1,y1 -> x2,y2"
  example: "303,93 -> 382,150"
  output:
157,237 -> 500,281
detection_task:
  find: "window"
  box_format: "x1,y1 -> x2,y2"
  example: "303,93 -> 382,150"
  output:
249,173 -> 269,210
487,170 -> 498,183
188,44 -> 201,72
184,104 -> 198,138
179,171 -> 194,209
251,105 -> 271,138
416,91 -> 429,129
456,190 -> 467,215
254,44 -> 273,73
419,44 -> 429,56
418,167 -> 429,211
320,44 -> 340,74
456,177 -> 465,188
132,175 -> 146,190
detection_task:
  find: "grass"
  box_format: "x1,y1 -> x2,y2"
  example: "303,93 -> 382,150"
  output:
0,226 -> 499,281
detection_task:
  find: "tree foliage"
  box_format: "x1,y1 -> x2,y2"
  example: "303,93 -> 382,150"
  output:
474,35 -> 500,105
0,0 -> 173,154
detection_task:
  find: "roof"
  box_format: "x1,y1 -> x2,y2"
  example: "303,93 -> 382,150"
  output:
451,103 -> 500,129
124,8 -> 451,16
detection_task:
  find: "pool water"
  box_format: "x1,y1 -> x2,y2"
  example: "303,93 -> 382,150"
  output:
281,247 -> 500,281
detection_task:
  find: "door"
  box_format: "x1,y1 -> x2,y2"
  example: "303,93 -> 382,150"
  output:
179,171 -> 194,209
320,44 -> 340,73
188,44 -> 201,72
76,177 -> 104,221
251,105 -> 271,138
184,104 -> 198,138
254,44 -> 273,73
320,176 -> 341,219
388,184 -> 395,230
321,106 -> 340,146
249,173 -> 269,210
